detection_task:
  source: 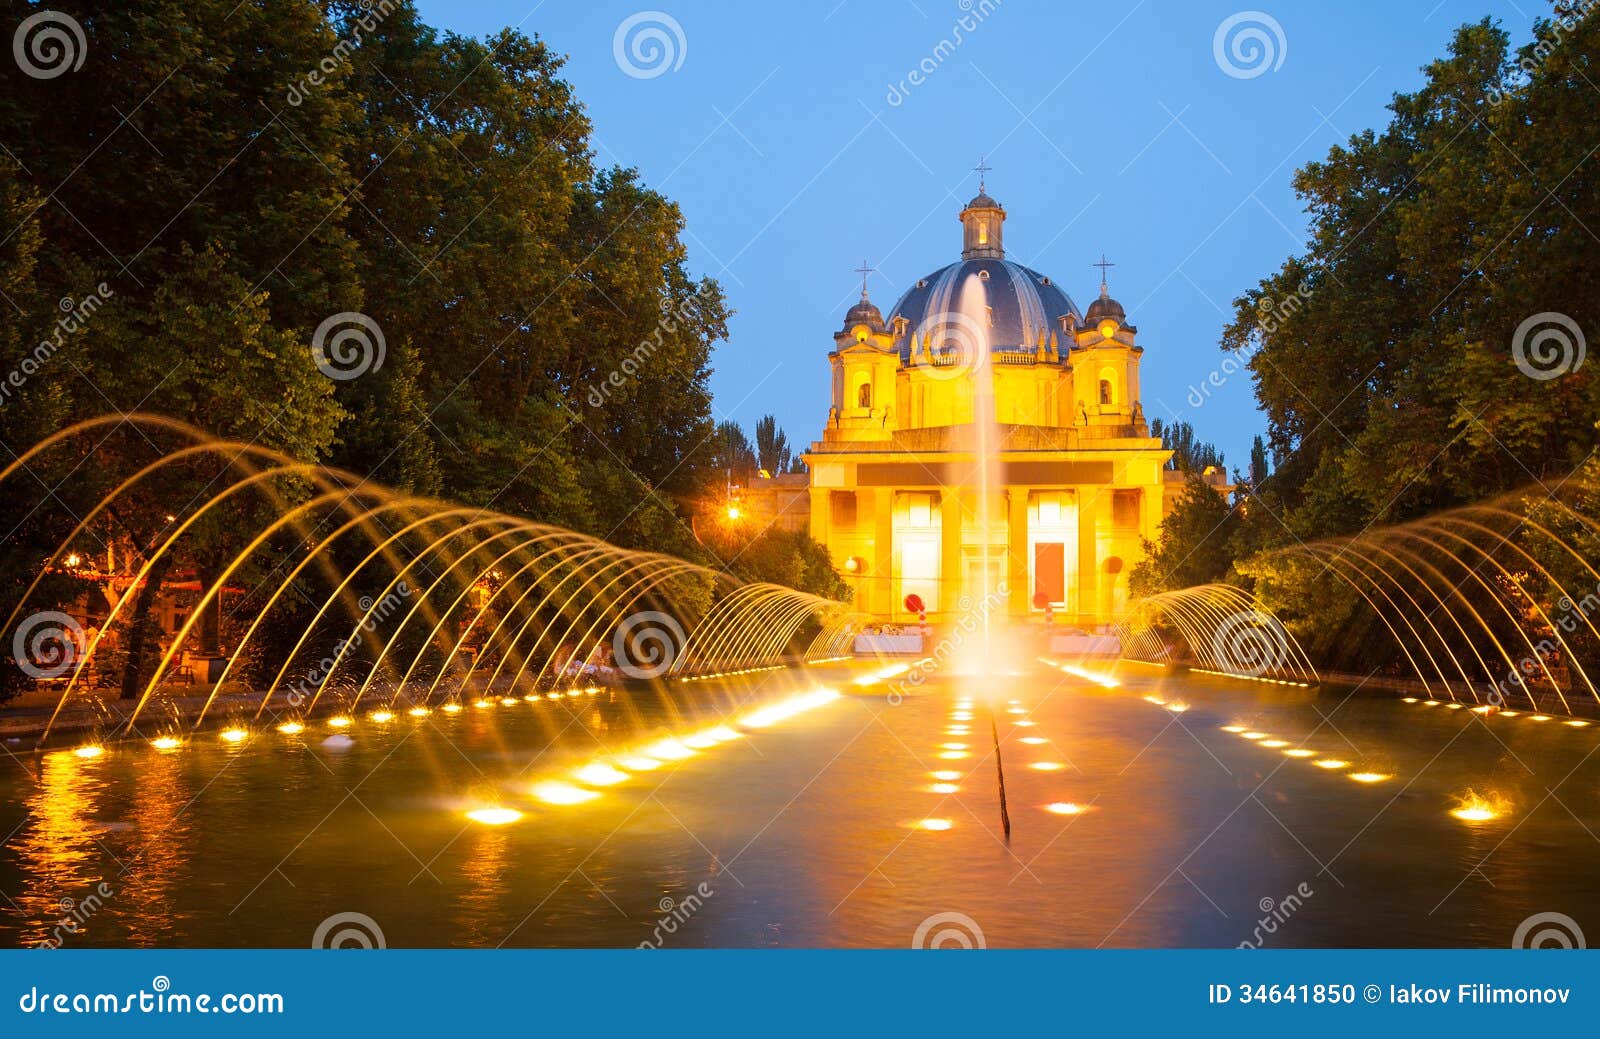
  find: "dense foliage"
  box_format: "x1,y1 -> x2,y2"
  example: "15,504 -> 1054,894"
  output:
0,1 -> 843,699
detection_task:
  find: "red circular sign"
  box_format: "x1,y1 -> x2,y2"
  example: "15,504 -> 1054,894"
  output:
903,593 -> 924,614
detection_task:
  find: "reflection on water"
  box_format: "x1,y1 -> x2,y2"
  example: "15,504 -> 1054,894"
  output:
3,662 -> 1600,948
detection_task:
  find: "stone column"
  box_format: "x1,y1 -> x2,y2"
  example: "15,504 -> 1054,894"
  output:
872,486 -> 894,618
1076,487 -> 1102,627
1007,487 -> 1029,618
940,488 -> 962,619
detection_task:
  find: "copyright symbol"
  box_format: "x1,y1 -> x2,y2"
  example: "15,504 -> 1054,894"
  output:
1363,984 -> 1381,1003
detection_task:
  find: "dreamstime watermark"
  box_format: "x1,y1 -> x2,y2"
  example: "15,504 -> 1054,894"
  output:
285,582 -> 411,706
17,978 -> 284,1015
586,291 -> 712,407
888,583 -> 1009,704
1211,609 -> 1289,677
1,283 -> 115,409
1213,11 -> 1287,80
1489,1 -> 1599,105
11,610 -> 85,680
286,0 -> 396,106
1188,280 -> 1312,409
1238,881 -> 1313,949
311,911 -> 385,949
613,610 -> 685,680
911,911 -> 986,949
1512,911 -> 1585,948
36,881 -> 116,949
1511,311 -> 1585,381
637,881 -> 714,948
311,311 -> 386,381
909,309 -> 988,382
12,9 -> 85,80
613,11 -> 686,79
885,0 -> 1003,107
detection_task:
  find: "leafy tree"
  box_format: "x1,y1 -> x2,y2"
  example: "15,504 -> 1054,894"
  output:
754,414 -> 794,475
1128,474 -> 1239,597
1150,418 -> 1225,472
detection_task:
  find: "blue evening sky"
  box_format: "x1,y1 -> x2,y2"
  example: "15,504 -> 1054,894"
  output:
416,0 -> 1546,470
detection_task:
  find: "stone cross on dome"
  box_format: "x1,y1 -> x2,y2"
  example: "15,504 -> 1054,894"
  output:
1093,253 -> 1115,297
973,155 -> 992,193
853,259 -> 876,301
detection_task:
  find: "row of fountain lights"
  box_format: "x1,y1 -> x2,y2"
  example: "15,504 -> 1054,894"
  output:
463,685 -> 845,824
58,664 -> 827,761
849,660 -> 1089,831
1037,658 -> 1556,825
55,685 -> 632,762
1400,697 -> 1592,727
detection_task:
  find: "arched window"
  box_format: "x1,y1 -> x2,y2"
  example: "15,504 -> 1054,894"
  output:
1099,378 -> 1113,405
857,381 -> 872,409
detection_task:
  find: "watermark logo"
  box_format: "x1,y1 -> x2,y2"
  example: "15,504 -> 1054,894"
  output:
613,12 -> 687,79
885,0 -> 1003,107
311,911 -> 385,949
613,610 -> 685,680
638,882 -> 714,948
1212,609 -> 1288,677
912,911 -> 986,949
311,311 -> 386,381
1512,911 -> 1585,949
1,282 -> 114,410
1238,882 -> 1313,948
13,10 -> 85,80
37,881 -> 116,949
13,611 -> 84,680
286,0 -> 395,106
1213,11 -> 1286,80
910,309 -> 987,382
1511,311 -> 1585,381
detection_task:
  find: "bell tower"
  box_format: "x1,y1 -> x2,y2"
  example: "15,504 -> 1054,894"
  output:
959,158 -> 1005,259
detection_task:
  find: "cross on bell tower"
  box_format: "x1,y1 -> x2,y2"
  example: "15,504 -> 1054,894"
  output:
959,160 -> 1005,260
1093,253 -> 1115,297
853,259 -> 876,301
973,155 -> 992,193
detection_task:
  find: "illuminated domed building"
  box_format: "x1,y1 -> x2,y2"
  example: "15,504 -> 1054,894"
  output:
803,182 -> 1173,626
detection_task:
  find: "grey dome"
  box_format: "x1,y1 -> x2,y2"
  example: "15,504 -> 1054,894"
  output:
1084,292 -> 1126,325
842,296 -> 885,332
890,258 -> 1080,360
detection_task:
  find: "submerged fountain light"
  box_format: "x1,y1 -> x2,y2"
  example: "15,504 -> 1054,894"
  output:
915,818 -> 953,831
1165,702 -> 1190,713
1527,714 -> 1552,722
1283,748 -> 1317,758
1019,736 -> 1047,745
276,721 -> 305,735
327,716 -> 353,729
149,736 -> 183,751
1220,725 -> 1247,733
616,755 -> 663,772
929,783 -> 960,794
467,807 -> 523,825
1240,731 -> 1267,740
1450,792 -> 1506,823
1348,772 -> 1390,783
369,710 -> 395,723
1313,759 -> 1349,770
642,737 -> 695,760
1044,802 -> 1089,816
1564,719 -> 1590,727
73,744 -> 105,759
1259,739 -> 1289,749
1029,761 -> 1065,772
1058,663 -> 1120,688
531,781 -> 600,806
441,703 -> 463,714
572,763 -> 630,786
930,770 -> 962,781
219,727 -> 249,743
